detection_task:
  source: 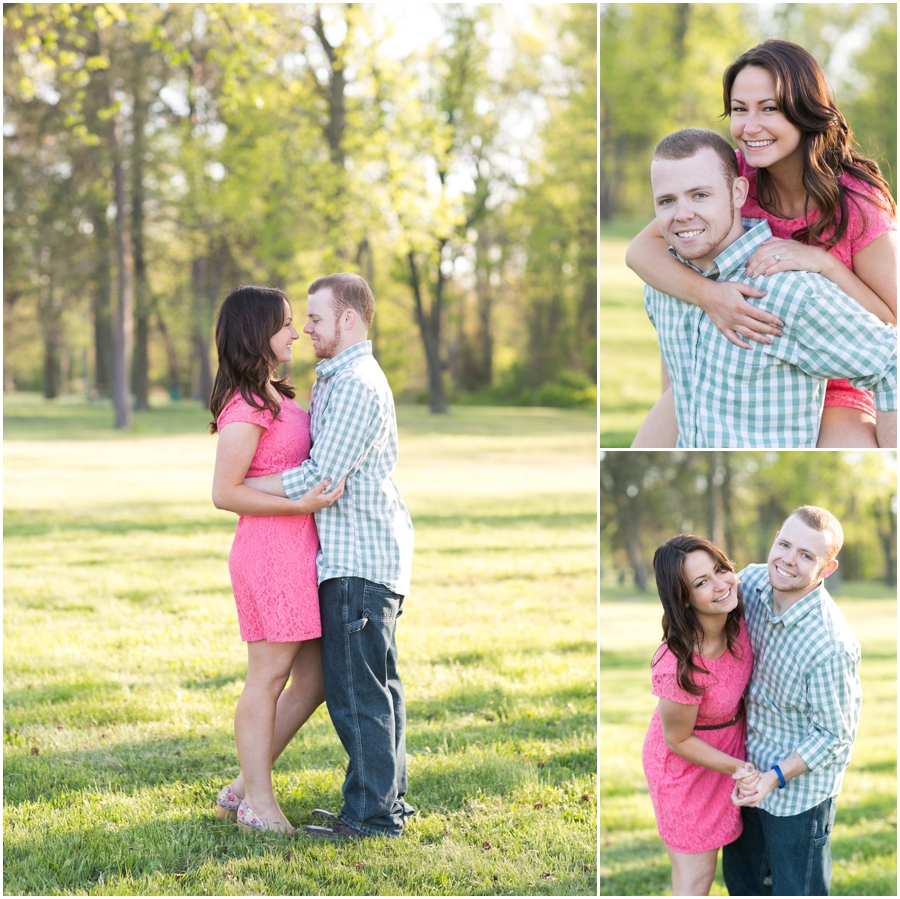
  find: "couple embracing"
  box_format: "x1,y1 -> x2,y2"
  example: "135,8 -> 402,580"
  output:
643,506 -> 861,896
208,273 -> 414,839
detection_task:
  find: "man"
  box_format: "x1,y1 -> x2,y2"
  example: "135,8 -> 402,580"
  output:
247,272 -> 415,839
644,128 -> 897,448
724,506 -> 862,895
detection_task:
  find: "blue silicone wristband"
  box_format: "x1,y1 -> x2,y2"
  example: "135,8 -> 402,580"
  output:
772,764 -> 786,789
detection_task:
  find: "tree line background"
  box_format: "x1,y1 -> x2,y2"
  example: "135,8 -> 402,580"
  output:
3,2 -> 597,426
600,2 -> 897,223
600,451 -> 897,593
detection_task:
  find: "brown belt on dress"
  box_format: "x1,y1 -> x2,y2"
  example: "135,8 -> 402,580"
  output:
694,700 -> 743,731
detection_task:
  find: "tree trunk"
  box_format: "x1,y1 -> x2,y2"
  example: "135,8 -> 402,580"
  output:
42,332 -> 60,399
98,23 -> 133,429
89,210 -> 114,398
626,528 -> 648,593
131,49 -> 150,410
874,497 -> 897,585
155,308 -> 182,399
133,315 -> 150,409
111,125 -> 133,429
407,250 -> 448,414
475,227 -> 493,388
190,253 -> 222,406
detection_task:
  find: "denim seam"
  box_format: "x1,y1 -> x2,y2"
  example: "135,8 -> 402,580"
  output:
802,803 -> 816,894
342,579 -> 368,824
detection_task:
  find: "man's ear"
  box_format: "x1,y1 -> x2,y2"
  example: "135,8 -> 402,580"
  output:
341,307 -> 358,331
820,558 -> 839,580
733,176 -> 749,209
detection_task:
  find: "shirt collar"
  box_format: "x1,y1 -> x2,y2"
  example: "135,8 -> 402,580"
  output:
668,218 -> 772,280
315,340 -> 372,379
756,578 -> 826,626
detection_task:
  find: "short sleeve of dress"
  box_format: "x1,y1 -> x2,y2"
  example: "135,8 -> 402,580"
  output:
651,644 -> 702,706
217,392 -> 275,431
843,174 -> 896,258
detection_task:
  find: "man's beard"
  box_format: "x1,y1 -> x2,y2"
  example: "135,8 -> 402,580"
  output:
315,323 -> 342,358
680,203 -> 735,263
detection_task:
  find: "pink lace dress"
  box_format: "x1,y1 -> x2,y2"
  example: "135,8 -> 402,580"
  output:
642,618 -> 753,853
217,392 -> 321,643
737,150 -> 896,416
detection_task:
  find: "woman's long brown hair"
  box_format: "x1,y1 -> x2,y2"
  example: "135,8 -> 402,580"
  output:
722,39 -> 896,248
651,535 -> 744,696
208,285 -> 296,434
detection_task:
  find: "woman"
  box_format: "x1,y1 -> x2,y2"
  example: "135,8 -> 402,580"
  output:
627,38 -> 897,448
209,285 -> 344,834
643,535 -> 758,896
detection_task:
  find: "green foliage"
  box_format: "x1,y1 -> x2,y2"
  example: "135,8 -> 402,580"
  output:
600,592 -> 897,896
3,395 -> 597,895
463,366 -> 597,410
600,450 -> 898,590
4,4 -> 596,411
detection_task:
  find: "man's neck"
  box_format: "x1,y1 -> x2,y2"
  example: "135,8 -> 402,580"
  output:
771,581 -> 822,617
324,336 -> 369,362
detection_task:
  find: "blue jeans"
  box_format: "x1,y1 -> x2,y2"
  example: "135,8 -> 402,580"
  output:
318,577 -> 414,837
723,798 -> 837,895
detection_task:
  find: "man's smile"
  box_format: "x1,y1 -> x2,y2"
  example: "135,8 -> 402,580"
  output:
675,228 -> 705,239
774,565 -> 796,579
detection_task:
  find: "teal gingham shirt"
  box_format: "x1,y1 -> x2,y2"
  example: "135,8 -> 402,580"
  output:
739,564 -> 862,817
644,219 -> 898,447
281,341 -> 414,594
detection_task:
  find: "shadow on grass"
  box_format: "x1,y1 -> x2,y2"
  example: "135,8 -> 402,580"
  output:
447,642 -> 595,668
599,836 -> 671,896
5,675 -> 595,810
5,507 -> 595,541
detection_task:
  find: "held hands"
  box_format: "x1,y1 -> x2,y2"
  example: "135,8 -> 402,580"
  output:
700,281 -> 784,349
298,477 -> 346,513
744,237 -> 830,281
732,762 -> 760,789
731,768 -> 779,808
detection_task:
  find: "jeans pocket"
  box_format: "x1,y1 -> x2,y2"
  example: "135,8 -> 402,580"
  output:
347,617 -> 368,634
363,583 -> 403,620
812,834 -> 829,850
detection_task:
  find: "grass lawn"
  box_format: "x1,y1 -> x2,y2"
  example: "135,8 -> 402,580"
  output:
600,585 -> 897,896
4,393 -> 597,896
598,223 -> 662,448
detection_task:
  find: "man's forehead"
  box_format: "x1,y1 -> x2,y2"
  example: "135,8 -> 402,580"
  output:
651,151 -> 725,189
777,516 -> 828,553
307,289 -> 334,312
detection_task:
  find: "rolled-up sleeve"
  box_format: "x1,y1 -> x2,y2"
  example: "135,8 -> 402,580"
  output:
796,650 -> 862,772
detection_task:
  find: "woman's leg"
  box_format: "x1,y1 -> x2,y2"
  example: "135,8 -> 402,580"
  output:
228,639 -> 325,800
631,387 -> 679,448
667,847 -> 719,897
816,405 -> 878,448
233,639 -> 302,831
